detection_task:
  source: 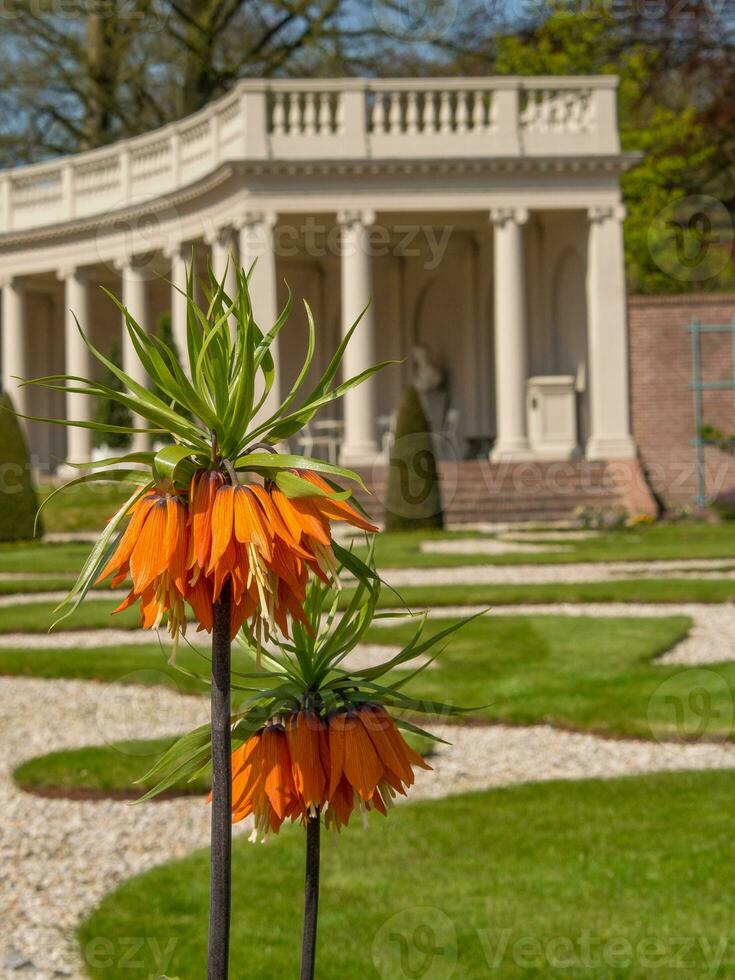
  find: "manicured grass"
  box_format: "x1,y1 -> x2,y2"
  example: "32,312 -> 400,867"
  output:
0,541 -> 91,574
389,578 -> 735,607
2,579 -> 735,626
365,613 -> 735,741
4,522 -> 735,579
358,522 -> 735,567
0,598 -> 136,633
79,770 -> 735,979
13,733 -> 433,798
13,737 -> 210,798
6,614 -> 730,741
39,482 -> 131,533
0,643 -> 216,694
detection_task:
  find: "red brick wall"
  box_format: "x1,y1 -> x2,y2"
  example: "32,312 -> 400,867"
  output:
628,294 -> 735,507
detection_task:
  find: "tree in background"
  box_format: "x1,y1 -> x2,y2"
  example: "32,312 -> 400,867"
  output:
0,0 -> 485,162
0,393 -> 42,541
385,385 -> 444,532
486,1 -> 734,293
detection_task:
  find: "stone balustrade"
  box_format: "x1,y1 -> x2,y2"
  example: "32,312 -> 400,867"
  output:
0,76 -> 619,235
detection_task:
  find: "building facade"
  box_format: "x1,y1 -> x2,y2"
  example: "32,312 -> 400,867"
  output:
0,75 -> 650,517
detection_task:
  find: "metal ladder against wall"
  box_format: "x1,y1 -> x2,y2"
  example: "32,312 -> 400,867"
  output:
688,316 -> 735,506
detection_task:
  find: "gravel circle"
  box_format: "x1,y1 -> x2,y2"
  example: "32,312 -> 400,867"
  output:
5,676 -> 735,978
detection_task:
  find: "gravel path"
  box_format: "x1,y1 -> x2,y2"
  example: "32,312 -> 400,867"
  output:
4,570 -> 735,977
5,676 -> 735,978
0,600 -> 731,666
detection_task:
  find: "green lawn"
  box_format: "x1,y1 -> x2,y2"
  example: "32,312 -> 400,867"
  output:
389,578 -> 735,606
0,643 -> 215,694
365,613 -> 732,741
39,483 -> 131,534
357,522 -> 735,567
6,614 -> 731,741
0,541 -> 91,574
2,577 -> 735,613
13,736 -> 210,798
4,522 -> 735,577
12,732 -> 434,798
79,770 -> 735,979
0,598 -> 136,633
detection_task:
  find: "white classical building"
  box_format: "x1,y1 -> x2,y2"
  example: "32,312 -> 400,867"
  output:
0,75 -> 638,488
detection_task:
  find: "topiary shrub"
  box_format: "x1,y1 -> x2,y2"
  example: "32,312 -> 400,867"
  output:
384,385 -> 444,531
0,392 -> 42,541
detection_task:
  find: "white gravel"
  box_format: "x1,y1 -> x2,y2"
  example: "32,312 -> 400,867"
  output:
420,539 -> 572,555
4,676 -> 735,978
4,568 -> 735,976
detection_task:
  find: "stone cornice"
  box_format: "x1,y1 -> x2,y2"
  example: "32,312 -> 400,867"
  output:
0,153 -> 640,251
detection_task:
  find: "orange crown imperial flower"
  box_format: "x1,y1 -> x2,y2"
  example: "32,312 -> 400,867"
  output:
96,467 -> 378,644
225,704 -> 431,841
96,488 -> 190,642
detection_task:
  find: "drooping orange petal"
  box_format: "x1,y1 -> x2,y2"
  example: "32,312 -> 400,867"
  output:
129,499 -> 169,593
327,712 -> 348,798
359,705 -> 414,786
96,492 -> 158,583
286,711 -> 327,808
261,726 -> 295,821
189,470 -> 224,570
165,496 -> 189,593
341,713 -> 384,801
208,485 -> 236,573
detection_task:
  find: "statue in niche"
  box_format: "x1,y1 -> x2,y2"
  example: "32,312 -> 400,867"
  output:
411,343 -> 448,435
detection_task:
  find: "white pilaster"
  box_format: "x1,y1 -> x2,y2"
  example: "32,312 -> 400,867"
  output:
168,243 -> 190,368
120,260 -> 150,454
490,207 -> 531,461
585,205 -> 637,460
60,268 -> 92,463
238,212 -> 280,420
1,278 -> 27,416
338,209 -> 379,466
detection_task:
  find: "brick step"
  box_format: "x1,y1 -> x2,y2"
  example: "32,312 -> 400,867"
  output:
346,460 -> 633,525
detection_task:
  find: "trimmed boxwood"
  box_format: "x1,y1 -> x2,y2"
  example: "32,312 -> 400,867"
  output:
0,392 -> 42,541
384,385 -> 444,531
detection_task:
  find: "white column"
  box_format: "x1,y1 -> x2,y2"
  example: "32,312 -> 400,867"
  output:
168,243 -> 190,368
238,212 -> 280,420
1,278 -> 27,417
490,207 -> 531,461
120,260 -> 150,454
60,268 -> 92,463
586,205 -> 636,459
338,209 -> 378,466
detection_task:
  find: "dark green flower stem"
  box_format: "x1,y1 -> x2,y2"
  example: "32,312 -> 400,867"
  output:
300,810 -> 321,980
208,582 -> 232,979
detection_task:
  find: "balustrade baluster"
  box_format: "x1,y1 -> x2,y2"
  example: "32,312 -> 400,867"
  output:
456,92 -> 469,133
387,92 -> 401,134
372,93 -> 386,133
303,92 -> 316,135
473,91 -> 486,131
439,90 -> 452,133
272,92 -> 286,135
406,91 -> 419,134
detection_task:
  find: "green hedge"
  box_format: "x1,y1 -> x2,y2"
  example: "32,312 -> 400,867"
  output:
0,393 -> 42,541
384,385 -> 444,531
